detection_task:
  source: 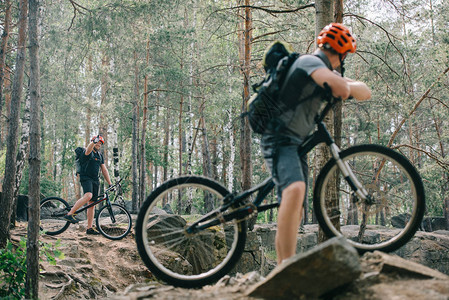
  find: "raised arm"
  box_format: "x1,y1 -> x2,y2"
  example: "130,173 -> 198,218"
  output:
85,140 -> 96,156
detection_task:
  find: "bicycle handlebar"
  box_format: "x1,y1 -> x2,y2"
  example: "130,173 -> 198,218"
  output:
105,178 -> 122,193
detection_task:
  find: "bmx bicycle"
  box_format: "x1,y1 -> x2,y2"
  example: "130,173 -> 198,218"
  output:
40,179 -> 132,240
135,94 -> 425,288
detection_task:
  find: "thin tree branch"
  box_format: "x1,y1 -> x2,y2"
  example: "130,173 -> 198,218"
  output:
356,50 -> 399,77
346,13 -> 411,84
204,3 -> 314,26
427,96 -> 449,110
233,4 -> 315,15
67,0 -> 90,31
387,66 -> 449,147
392,144 -> 449,172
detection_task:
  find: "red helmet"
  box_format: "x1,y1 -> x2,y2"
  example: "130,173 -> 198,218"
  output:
317,23 -> 356,54
91,135 -> 105,144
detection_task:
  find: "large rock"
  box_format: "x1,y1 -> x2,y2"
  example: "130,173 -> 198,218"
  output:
393,230 -> 449,275
252,224 -> 449,277
369,251 -> 449,280
422,217 -> 447,231
246,236 -> 361,299
16,194 -> 29,221
0,192 -> 30,222
232,230 -> 275,277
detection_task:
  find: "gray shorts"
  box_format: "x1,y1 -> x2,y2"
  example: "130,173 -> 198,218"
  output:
261,134 -> 308,202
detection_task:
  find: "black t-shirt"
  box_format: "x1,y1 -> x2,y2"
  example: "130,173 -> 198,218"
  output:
79,149 -> 104,180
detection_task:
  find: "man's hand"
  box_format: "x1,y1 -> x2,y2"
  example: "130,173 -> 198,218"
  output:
92,135 -> 100,144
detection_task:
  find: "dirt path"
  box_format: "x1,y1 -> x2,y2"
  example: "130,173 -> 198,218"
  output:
12,220 -> 151,299
11,221 -> 449,300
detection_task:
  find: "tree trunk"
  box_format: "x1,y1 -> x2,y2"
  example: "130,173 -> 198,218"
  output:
240,0 -> 252,191
0,0 -> 28,248
110,122 -> 120,182
315,0 -> 335,244
0,0 -> 11,148
1,66 -> 11,147
201,117 -> 214,212
131,51 -> 140,212
153,93 -> 160,189
333,0 -> 343,149
226,55 -> 236,193
100,55 -> 109,165
140,41 -> 150,208
162,110 -> 170,207
445,192 -> 449,230
237,0 -> 253,228
11,94 -> 31,228
186,1 -> 197,176
85,55 -> 93,147
26,0 -> 41,297
210,129 -> 218,180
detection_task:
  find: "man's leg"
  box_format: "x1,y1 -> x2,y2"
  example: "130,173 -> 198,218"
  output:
67,192 -> 93,215
86,202 -> 95,229
275,181 -> 306,264
87,181 -> 100,230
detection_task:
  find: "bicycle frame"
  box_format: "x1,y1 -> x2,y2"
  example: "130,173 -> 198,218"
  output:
71,181 -> 122,216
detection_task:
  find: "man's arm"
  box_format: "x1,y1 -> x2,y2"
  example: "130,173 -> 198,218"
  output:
101,164 -> 112,186
311,68 -> 371,101
344,77 -> 371,101
311,68 -> 351,99
85,141 -> 95,156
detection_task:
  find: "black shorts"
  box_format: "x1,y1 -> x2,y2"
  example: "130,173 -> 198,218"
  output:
80,177 -> 100,202
261,134 -> 308,203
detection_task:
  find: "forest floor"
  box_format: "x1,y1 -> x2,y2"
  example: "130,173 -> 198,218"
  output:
10,219 -> 449,300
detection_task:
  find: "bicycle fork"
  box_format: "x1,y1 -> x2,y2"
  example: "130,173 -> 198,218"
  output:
106,199 -> 117,223
329,143 -> 371,203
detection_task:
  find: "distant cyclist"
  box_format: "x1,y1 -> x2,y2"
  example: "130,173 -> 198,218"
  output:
261,23 -> 371,264
64,135 -> 112,235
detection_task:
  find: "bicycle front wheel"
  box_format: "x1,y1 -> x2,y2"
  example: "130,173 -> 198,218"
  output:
40,197 -> 70,235
96,203 -> 132,240
314,144 -> 425,253
135,176 -> 247,288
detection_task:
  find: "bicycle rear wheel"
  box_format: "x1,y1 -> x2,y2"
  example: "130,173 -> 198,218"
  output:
135,176 -> 247,288
40,197 -> 70,235
96,203 -> 132,240
314,144 -> 425,254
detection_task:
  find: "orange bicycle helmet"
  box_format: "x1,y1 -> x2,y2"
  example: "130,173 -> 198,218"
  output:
91,135 -> 105,144
317,23 -> 356,54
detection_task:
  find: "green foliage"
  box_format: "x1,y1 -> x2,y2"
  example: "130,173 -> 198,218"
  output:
18,165 -> 62,197
40,239 -> 66,266
0,240 -> 27,299
0,238 -> 65,299
0,150 -> 5,177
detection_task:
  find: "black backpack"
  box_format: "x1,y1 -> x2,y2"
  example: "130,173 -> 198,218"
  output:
75,147 -> 103,175
75,147 -> 86,175
246,41 -> 300,134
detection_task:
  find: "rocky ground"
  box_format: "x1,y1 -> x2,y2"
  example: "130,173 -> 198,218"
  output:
10,220 -> 449,300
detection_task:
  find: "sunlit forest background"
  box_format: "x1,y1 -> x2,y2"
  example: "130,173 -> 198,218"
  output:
0,0 -> 448,224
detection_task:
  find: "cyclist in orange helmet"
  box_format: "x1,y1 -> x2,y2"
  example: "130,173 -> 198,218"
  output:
64,134 -> 112,235
260,23 -> 371,264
